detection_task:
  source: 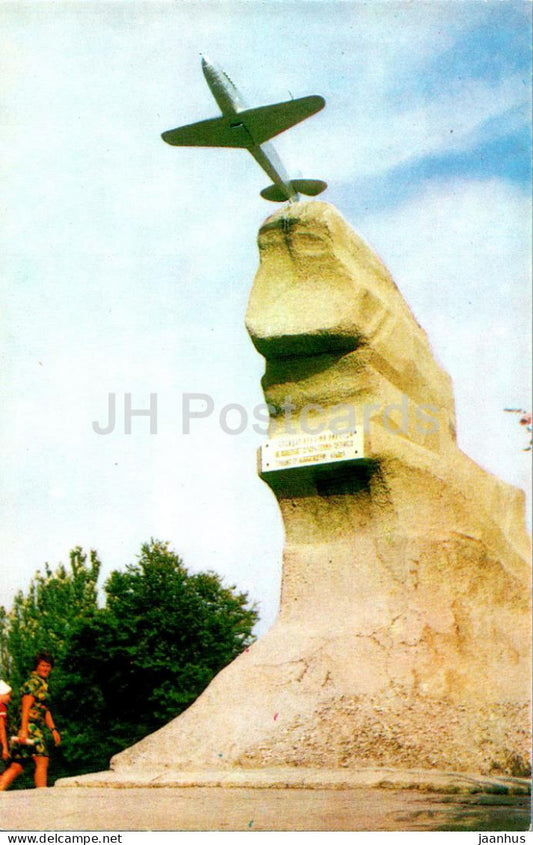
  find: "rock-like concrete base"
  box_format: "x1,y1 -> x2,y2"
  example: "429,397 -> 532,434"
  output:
92,200 -> 529,784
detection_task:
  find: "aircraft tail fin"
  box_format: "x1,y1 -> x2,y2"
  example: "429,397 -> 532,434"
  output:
291,179 -> 327,197
260,179 -> 327,202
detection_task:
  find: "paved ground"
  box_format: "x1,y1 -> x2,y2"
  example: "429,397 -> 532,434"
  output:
0,786 -> 530,832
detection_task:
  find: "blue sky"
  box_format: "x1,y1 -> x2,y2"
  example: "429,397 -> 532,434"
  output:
1,0 -> 531,634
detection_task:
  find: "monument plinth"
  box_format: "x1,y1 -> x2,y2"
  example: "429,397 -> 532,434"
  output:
58,202 -> 531,791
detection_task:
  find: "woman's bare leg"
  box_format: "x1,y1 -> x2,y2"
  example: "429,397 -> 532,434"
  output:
0,762 -> 24,791
33,755 -> 49,788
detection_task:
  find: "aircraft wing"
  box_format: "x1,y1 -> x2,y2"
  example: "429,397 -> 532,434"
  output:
161,116 -> 252,148
161,95 -> 325,149
238,95 -> 325,144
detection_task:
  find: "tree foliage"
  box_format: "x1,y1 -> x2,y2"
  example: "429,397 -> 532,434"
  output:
0,548 -> 100,695
0,540 -> 258,782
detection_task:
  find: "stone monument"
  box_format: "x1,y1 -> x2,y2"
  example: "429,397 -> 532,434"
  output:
59,201 -> 531,790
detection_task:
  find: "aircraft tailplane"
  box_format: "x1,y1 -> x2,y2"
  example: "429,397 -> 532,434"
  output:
260,179 -> 327,202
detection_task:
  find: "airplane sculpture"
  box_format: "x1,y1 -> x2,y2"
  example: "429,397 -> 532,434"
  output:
161,56 -> 327,203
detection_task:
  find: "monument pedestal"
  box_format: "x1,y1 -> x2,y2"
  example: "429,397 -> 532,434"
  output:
58,202 -> 530,790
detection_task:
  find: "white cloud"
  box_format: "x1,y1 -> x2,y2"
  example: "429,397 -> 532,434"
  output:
282,69 -> 529,183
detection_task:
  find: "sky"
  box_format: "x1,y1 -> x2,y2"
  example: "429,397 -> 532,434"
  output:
1,0 -> 531,636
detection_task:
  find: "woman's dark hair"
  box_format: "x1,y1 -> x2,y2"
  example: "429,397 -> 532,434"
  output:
34,651 -> 55,669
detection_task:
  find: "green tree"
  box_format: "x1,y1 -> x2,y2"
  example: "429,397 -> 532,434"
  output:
0,547 -> 100,692
58,539 -> 258,772
0,606 -> 8,681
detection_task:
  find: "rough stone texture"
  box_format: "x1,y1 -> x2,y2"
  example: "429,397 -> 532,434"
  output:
58,201 -> 531,789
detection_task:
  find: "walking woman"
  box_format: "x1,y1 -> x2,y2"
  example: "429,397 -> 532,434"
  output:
0,652 -> 61,790
0,680 -> 12,762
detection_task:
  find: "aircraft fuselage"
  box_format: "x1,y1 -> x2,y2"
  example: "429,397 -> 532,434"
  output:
201,57 -> 299,202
